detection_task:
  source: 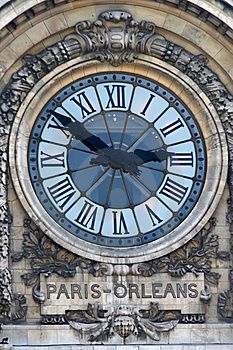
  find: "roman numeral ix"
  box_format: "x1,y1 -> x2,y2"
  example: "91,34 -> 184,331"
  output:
40,151 -> 65,168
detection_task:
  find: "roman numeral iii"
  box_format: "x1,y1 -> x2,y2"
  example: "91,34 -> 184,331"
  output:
170,152 -> 194,167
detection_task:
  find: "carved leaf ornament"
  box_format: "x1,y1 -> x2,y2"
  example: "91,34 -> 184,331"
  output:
0,10 -> 232,322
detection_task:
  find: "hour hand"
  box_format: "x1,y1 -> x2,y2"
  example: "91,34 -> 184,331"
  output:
49,110 -> 109,152
133,148 -> 175,166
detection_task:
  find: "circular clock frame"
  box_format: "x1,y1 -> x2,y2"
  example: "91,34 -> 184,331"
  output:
9,58 -> 228,264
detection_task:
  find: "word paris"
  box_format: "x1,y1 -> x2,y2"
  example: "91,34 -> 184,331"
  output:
40,273 -> 204,314
29,73 -> 206,248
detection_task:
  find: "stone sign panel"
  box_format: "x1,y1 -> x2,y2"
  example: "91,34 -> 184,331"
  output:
40,272 -> 205,315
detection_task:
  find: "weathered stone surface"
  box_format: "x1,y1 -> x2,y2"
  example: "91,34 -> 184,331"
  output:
0,2 -> 233,349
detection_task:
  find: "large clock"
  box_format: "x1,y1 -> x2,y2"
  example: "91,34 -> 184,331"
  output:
10,68 -> 226,263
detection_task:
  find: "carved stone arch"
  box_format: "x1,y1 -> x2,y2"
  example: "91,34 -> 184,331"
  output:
0,9 -> 233,318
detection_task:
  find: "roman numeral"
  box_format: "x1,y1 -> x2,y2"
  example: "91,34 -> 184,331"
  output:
40,151 -> 65,168
145,204 -> 163,226
104,85 -> 126,109
112,211 -> 129,234
75,200 -> 98,231
159,177 -> 188,204
70,91 -> 96,118
160,118 -> 184,137
140,94 -> 155,115
47,116 -> 70,138
170,152 -> 194,167
47,177 -> 76,210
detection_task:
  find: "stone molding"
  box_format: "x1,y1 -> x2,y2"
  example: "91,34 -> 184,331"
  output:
0,10 -> 233,319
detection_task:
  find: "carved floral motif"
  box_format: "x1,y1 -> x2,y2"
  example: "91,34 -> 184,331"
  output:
13,216 -> 222,311
134,218 -> 221,285
12,219 -> 92,288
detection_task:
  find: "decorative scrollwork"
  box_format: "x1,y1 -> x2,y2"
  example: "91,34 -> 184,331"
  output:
66,302 -> 179,341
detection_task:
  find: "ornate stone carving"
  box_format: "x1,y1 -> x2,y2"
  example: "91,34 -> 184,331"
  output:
13,218 -> 222,286
66,302 -> 179,341
217,290 -> 233,320
12,219 -> 92,287
1,10 -> 233,320
181,314 -> 205,323
41,315 -> 66,325
0,269 -> 12,318
10,293 -> 27,321
0,337 -> 12,350
63,10 -> 170,67
200,285 -> 212,304
133,218 -> 221,285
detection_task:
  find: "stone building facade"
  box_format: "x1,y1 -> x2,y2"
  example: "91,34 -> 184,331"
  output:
0,0 -> 233,349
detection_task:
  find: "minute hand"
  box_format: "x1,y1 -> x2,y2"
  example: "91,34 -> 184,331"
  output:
50,110 -> 109,152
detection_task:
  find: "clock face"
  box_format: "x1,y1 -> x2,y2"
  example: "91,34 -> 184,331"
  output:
28,73 -> 206,248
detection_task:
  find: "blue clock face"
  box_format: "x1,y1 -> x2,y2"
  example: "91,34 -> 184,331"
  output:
28,73 -> 206,247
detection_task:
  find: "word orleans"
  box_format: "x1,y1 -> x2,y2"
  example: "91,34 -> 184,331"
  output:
46,282 -> 199,300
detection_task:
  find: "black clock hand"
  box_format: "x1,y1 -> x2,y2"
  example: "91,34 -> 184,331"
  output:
50,110 -> 110,152
133,148 -> 175,166
50,110 -> 174,176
